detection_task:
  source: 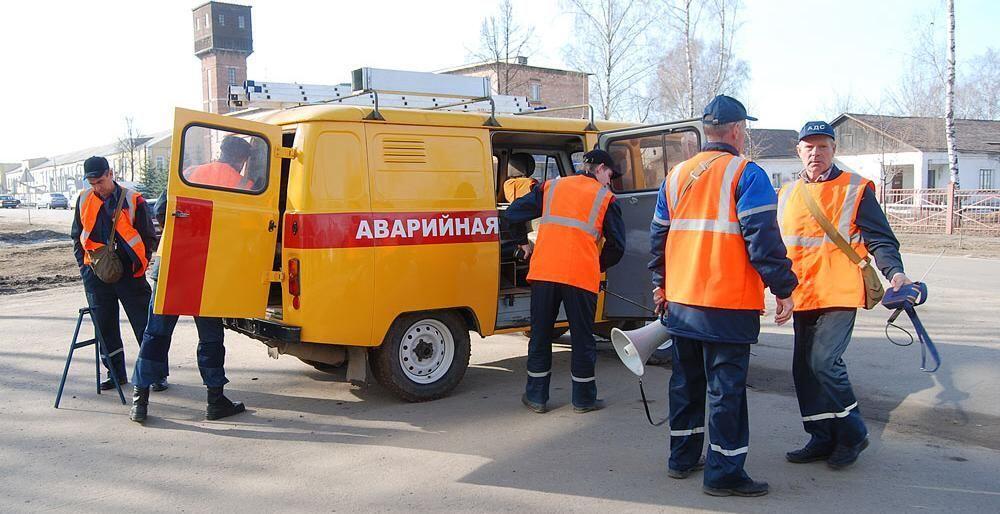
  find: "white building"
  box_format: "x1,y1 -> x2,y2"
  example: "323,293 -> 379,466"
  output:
831,114 -> 1000,191
747,129 -> 800,187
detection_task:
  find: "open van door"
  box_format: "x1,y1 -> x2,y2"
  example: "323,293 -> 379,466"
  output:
597,120 -> 703,319
154,108 -> 286,318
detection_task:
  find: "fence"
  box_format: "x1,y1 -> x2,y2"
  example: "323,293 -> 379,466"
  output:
883,184 -> 1000,236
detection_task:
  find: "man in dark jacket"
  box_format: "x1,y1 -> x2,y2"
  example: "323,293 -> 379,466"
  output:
71,156 -> 163,390
649,96 -> 798,497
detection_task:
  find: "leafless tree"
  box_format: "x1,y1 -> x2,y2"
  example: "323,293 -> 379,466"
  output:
944,0 -> 958,187
957,49 -> 1000,120
475,0 -> 534,95
654,0 -> 748,120
116,116 -> 143,183
564,0 -> 660,120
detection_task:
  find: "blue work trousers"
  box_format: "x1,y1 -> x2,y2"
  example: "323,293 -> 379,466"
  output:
668,337 -> 752,488
525,281 -> 598,408
82,270 -> 151,381
132,269 -> 228,388
792,308 -> 867,448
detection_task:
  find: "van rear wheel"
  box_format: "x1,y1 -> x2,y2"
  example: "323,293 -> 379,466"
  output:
370,311 -> 471,402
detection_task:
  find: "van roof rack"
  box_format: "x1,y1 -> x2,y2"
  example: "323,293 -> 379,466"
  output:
228,67 -> 595,128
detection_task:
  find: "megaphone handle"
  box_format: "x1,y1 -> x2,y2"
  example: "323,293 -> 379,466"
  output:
638,378 -> 670,427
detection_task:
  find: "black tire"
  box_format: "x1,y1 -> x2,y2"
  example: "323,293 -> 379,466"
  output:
370,311 -> 471,402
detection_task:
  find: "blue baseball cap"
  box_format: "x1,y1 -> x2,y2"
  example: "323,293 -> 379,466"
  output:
702,95 -> 757,125
798,120 -> 835,141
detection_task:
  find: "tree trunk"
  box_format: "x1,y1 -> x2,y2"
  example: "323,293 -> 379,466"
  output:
944,0 -> 959,187
684,0 -> 695,117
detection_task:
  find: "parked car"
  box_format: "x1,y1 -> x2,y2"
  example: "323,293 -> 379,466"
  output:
1,195 -> 20,208
38,193 -> 69,209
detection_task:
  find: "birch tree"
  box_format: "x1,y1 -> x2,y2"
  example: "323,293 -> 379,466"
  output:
944,0 -> 959,186
476,0 -> 534,95
564,0 -> 659,120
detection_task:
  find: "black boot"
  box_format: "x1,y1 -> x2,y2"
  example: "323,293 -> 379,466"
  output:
130,386 -> 149,423
206,386 -> 245,420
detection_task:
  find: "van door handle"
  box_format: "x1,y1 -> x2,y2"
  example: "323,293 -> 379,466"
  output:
268,220 -> 276,232
172,211 -> 190,218
628,197 -> 639,205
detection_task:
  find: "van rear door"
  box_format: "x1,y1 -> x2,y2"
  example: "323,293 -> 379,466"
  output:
154,108 -> 286,318
597,120 -> 703,319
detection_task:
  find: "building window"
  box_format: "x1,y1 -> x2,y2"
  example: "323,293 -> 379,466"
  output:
195,17 -> 201,30
218,14 -> 225,26
228,67 -> 238,85
205,13 -> 210,28
529,80 -> 541,102
155,156 -> 166,170
927,169 -> 936,188
980,169 -> 995,189
238,15 -> 245,29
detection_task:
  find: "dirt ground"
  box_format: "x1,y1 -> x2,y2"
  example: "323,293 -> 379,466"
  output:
0,208 -> 80,295
897,233 -> 1000,259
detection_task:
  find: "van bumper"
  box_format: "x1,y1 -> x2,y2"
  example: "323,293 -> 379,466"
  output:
223,317 -> 301,344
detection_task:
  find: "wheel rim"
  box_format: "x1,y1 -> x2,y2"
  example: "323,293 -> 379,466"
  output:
398,318 -> 455,384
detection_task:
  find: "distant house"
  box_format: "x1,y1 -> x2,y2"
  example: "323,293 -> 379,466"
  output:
831,114 -> 1000,191
440,57 -> 590,119
3,133 -> 171,204
747,129 -> 800,187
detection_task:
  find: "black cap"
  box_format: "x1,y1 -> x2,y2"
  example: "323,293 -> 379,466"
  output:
702,95 -> 757,125
83,156 -> 110,178
582,149 -> 621,178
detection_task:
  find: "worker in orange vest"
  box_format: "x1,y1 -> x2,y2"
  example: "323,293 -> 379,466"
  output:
502,153 -> 539,202
70,156 -> 161,391
503,149 -> 626,414
778,121 -> 911,469
649,96 -> 798,497
183,135 -> 255,190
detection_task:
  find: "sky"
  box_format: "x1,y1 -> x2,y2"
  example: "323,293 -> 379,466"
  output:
1,0 -> 997,162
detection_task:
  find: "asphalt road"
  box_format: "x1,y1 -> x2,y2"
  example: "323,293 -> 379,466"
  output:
0,252 -> 998,512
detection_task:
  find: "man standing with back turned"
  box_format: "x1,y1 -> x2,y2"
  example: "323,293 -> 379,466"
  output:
504,150 -> 626,414
779,121 -> 911,469
649,96 -> 798,497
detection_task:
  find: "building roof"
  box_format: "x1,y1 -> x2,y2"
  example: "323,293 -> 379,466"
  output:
437,59 -> 589,77
747,129 -> 799,159
832,113 -> 1000,153
23,137 -> 155,170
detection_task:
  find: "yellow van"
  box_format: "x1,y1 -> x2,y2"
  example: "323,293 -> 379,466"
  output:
155,102 -> 703,401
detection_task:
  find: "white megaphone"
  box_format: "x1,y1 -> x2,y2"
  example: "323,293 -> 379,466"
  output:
611,322 -> 673,377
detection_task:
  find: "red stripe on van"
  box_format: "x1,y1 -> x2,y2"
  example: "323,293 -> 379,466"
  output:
283,210 -> 499,249
162,197 -> 213,316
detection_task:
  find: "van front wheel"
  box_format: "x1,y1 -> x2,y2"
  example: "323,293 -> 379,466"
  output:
370,311 -> 471,402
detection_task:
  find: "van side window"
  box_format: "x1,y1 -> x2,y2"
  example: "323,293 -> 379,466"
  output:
180,125 -> 269,194
607,130 -> 700,192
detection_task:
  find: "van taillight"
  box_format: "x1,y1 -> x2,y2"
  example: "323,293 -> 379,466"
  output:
288,258 -> 301,309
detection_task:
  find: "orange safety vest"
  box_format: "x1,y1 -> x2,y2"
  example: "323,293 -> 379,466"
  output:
503,177 -> 538,203
527,175 -> 613,293
778,171 -> 872,311
184,161 -> 253,189
78,186 -> 149,278
663,151 -> 764,310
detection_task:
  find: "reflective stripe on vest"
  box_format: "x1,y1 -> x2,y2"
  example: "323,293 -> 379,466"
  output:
538,177 -> 610,240
527,175 -> 613,293
663,152 -> 765,310
79,186 -> 149,278
778,171 -> 871,310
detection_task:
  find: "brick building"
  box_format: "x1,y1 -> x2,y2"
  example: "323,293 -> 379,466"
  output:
440,57 -> 590,118
193,1 -> 253,114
